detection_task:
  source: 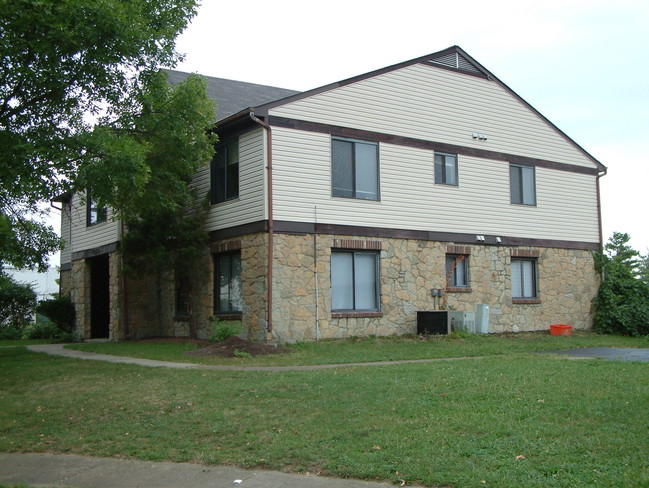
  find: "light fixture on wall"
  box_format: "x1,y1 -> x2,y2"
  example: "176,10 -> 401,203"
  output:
471,132 -> 488,141
476,235 -> 485,242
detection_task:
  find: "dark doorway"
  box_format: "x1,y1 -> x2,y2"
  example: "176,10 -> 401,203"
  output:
89,255 -> 110,338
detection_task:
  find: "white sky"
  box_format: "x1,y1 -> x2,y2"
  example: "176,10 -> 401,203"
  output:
174,0 -> 649,252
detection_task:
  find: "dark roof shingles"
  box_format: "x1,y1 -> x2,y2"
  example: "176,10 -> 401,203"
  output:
164,69 -> 300,122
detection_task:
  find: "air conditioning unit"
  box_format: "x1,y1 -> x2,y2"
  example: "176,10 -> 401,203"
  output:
417,311 -> 450,335
449,311 -> 476,333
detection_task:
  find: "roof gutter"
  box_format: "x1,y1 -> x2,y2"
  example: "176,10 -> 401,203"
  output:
248,110 -> 274,334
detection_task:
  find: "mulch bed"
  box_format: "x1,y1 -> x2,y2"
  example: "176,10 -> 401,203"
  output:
186,336 -> 291,358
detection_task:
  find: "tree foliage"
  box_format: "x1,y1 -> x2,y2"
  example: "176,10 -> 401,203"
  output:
0,0 -> 202,271
0,271 -> 37,327
592,232 -> 649,336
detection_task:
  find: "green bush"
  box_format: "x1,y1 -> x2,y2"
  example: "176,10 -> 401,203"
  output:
209,317 -> 243,342
0,326 -> 23,340
592,232 -> 649,337
22,321 -> 61,339
36,294 -> 76,333
56,331 -> 82,343
0,271 -> 37,327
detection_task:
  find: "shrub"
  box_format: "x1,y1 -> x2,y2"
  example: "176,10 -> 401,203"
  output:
592,232 -> 649,337
209,317 -> 243,342
22,321 -> 61,339
0,326 -> 23,340
36,294 -> 76,333
0,271 -> 37,327
57,331 -> 82,343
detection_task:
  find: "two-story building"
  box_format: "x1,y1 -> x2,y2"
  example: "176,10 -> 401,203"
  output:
57,46 -> 605,343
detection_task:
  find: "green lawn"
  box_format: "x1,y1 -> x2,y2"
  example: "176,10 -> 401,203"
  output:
0,339 -> 55,347
1,340 -> 648,487
67,331 -> 649,367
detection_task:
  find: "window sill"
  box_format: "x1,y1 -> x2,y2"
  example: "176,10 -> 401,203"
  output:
512,298 -> 541,304
447,287 -> 471,293
213,313 -> 242,320
332,312 -> 383,319
211,197 -> 240,206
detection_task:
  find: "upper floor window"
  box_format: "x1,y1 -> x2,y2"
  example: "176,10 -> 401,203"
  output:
332,138 -> 379,201
511,258 -> 538,299
331,250 -> 380,311
435,153 -> 458,186
446,254 -> 468,288
211,139 -> 239,204
86,192 -> 107,226
510,164 -> 536,205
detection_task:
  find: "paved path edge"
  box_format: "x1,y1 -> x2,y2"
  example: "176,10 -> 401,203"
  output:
0,452 -> 400,488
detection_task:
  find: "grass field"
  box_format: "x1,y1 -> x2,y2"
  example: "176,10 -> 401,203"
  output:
67,331 -> 648,366
1,336 -> 648,487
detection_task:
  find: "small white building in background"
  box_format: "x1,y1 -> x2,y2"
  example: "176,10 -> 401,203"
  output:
3,266 -> 59,301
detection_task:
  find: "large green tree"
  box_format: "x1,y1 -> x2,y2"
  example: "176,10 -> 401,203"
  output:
0,0 -> 207,271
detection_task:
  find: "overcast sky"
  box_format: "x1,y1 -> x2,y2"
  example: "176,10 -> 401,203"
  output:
173,0 -> 649,252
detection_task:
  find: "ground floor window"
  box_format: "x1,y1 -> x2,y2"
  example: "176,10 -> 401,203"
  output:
214,251 -> 242,313
174,277 -> 190,317
331,250 -> 380,311
511,258 -> 537,299
446,254 -> 469,288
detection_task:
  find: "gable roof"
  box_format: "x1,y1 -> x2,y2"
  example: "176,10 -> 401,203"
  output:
253,46 -> 605,172
164,69 -> 300,122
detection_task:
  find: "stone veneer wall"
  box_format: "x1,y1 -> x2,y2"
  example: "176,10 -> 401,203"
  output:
120,232 -> 269,340
270,233 -> 599,343
62,252 -> 122,340
211,232 -> 269,342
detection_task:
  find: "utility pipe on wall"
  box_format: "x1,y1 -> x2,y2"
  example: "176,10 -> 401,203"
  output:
249,111 -> 274,333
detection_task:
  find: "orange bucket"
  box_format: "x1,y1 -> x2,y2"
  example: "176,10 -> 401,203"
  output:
550,324 -> 572,336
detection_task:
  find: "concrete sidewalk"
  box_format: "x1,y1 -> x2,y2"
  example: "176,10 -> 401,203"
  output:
0,453 -> 398,488
26,344 -> 481,371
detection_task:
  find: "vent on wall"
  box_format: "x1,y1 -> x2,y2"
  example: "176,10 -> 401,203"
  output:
428,52 -> 482,75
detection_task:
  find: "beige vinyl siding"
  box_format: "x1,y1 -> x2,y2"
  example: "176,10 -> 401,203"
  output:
270,64 -> 596,169
68,194 -> 120,255
271,128 -> 600,243
202,128 -> 266,231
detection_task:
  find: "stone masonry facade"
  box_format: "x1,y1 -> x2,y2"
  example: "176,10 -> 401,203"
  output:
270,233 -> 599,343
61,231 -> 598,344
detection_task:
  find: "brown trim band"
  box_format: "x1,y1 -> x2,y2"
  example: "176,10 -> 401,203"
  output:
274,221 -> 600,251
71,242 -> 119,261
268,116 -> 599,176
209,221 -> 267,241
205,219 -> 600,251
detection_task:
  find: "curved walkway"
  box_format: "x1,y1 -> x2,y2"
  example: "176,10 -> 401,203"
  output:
26,343 -> 484,371
0,452 -> 399,488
